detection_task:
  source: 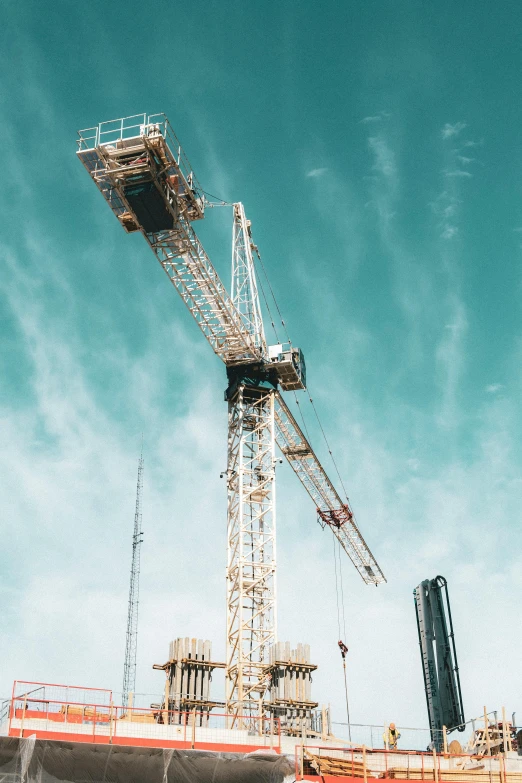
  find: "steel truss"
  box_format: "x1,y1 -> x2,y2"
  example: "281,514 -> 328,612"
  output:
226,383 -> 277,722
231,203 -> 267,355
122,452 -> 144,708
274,392 -> 385,586
149,216 -> 260,365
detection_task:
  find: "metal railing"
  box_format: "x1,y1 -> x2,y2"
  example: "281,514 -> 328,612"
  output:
331,710 -> 517,753
296,744 -> 522,781
331,721 -> 444,752
76,113 -> 203,200
77,113 -> 151,151
12,681 -> 112,708
8,696 -> 281,752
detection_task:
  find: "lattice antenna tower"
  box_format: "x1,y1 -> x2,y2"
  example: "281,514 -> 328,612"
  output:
122,448 -> 144,709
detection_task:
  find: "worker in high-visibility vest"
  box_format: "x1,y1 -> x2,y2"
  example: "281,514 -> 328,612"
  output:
383,723 -> 401,750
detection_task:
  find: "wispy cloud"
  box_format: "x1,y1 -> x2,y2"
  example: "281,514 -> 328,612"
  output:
436,299 -> 468,430
485,383 -> 503,393
359,111 -> 391,124
444,169 -> 473,178
368,136 -> 396,178
306,167 -> 328,178
441,121 -> 467,139
441,225 -> 459,240
430,191 -> 461,241
456,155 -> 474,165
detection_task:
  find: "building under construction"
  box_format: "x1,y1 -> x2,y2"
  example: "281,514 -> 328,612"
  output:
1,112 -> 520,783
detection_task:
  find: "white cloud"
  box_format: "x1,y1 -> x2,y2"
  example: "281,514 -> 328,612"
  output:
306,167 -> 328,178
456,155 -> 474,165
368,136 -> 396,178
442,122 -> 467,139
441,225 -> 458,240
437,298 -> 468,430
444,169 -> 472,178
359,111 -> 391,124
485,383 -> 503,393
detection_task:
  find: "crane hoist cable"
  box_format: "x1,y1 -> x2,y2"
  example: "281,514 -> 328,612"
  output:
306,395 -> 350,503
254,256 -> 281,344
254,247 -> 353,504
333,536 -> 352,741
201,188 -> 233,205
252,252 -> 312,441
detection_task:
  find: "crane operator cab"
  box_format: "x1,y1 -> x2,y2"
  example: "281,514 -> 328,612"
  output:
268,344 -> 306,391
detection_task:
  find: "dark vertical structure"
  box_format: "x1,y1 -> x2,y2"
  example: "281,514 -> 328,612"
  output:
414,576 -> 465,749
122,450 -> 144,709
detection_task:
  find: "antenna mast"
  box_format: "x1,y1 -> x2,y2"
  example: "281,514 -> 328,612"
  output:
122,448 -> 144,709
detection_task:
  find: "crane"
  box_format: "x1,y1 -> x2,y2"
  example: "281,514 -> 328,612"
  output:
122,449 -> 144,709
76,112 -> 386,721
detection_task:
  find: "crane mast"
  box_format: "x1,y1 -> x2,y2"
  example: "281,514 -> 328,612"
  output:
122,450 -> 144,709
77,112 -> 386,723
226,203 -> 276,720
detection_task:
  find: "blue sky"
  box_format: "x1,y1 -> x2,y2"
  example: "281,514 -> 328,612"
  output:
1,0 -> 521,741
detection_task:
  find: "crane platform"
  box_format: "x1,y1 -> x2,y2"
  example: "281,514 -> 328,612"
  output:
77,113 -> 205,234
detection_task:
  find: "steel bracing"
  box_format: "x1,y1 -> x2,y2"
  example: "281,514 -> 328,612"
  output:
148,216 -> 260,366
226,384 -> 276,722
77,113 -> 386,723
122,451 -> 144,709
231,202 -> 267,355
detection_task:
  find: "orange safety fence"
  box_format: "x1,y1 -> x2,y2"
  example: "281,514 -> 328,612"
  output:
295,744 -> 522,782
8,696 -> 282,753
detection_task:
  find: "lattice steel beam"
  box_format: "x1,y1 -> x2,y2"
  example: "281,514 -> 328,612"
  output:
231,203 -> 267,356
226,384 -> 277,723
274,392 -> 385,586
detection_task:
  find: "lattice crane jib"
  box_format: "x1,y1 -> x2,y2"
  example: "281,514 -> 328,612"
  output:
77,112 -> 386,720
122,451 -> 144,709
274,392 -> 385,586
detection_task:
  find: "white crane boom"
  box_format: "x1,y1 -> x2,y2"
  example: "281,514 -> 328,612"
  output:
274,392 -> 385,586
77,114 -> 260,366
148,213 -> 261,364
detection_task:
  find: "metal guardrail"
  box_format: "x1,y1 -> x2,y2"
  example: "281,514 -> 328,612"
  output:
8,696 -> 282,752
296,744 -> 522,782
0,698 -> 10,735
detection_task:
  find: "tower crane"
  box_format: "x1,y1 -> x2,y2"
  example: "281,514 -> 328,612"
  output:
76,113 -> 386,721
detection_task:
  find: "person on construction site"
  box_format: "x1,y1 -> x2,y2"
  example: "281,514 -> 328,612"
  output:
383,723 -> 401,750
